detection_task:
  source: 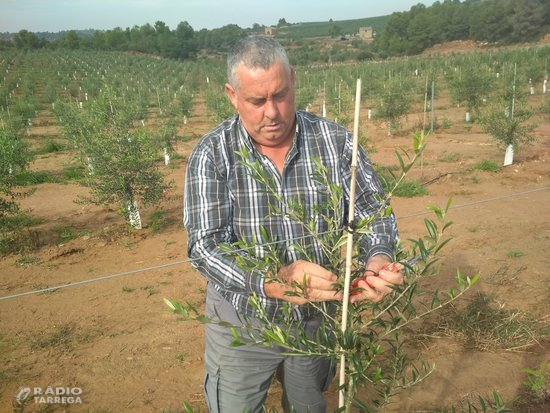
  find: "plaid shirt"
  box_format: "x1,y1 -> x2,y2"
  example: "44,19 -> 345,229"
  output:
184,111 -> 398,320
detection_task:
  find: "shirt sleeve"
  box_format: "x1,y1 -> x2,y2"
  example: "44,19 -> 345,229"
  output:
183,139 -> 266,297
342,134 -> 398,262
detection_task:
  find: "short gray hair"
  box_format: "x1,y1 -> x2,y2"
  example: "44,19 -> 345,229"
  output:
227,36 -> 291,89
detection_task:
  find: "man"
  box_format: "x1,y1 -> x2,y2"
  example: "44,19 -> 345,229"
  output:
184,36 -> 402,413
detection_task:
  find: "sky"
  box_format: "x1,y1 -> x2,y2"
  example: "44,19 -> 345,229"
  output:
0,0 -> 438,33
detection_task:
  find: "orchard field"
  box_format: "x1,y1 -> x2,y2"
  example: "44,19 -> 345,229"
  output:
1,40 -> 549,412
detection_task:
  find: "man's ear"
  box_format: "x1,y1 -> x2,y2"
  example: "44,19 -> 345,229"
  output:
225,83 -> 238,110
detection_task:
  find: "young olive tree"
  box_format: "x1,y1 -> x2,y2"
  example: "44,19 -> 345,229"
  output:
541,92 -> 550,120
373,79 -> 412,136
327,79 -> 353,127
205,82 -> 235,123
177,87 -> 194,123
0,120 -> 31,220
56,88 -> 171,228
166,133 -> 480,412
447,64 -> 495,122
153,102 -> 179,166
479,103 -> 535,166
294,73 -> 317,112
479,67 -> 536,166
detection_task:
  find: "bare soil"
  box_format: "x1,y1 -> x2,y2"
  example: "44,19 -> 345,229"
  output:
0,78 -> 549,413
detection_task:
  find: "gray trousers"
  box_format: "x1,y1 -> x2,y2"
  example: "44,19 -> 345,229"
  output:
203,287 -> 335,413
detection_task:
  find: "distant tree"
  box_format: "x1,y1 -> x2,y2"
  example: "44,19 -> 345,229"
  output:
197,24 -> 246,52
328,25 -> 342,38
406,11 -> 434,54
469,0 -> 514,43
154,20 -> 173,56
135,23 -> 157,53
91,30 -> 106,49
374,12 -> 409,55
510,0 -> 548,42
277,18 -> 288,27
0,39 -> 12,51
12,30 -> 43,49
173,21 -> 197,59
154,20 -> 170,34
356,47 -> 375,61
63,30 -> 80,49
429,0 -> 457,42
104,27 -> 126,50
373,0 -> 547,57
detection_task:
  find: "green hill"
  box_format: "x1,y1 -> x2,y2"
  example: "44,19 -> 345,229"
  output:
276,16 -> 389,39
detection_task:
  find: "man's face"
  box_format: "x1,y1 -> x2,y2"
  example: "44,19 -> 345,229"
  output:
225,61 -> 296,149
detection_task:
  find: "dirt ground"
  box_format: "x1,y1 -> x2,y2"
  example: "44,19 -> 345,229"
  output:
1,67 -> 549,413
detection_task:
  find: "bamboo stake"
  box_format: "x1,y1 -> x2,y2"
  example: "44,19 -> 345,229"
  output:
338,78 -> 362,409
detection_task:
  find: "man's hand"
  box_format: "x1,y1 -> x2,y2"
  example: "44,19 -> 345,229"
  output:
350,255 -> 404,304
264,260 -> 343,305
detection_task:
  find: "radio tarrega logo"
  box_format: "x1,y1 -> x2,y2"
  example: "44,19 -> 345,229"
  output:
14,386 -> 83,405
14,387 -> 31,404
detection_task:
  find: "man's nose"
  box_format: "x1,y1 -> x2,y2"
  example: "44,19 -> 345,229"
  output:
265,99 -> 279,119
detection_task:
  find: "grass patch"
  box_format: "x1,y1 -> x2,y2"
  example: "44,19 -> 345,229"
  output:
376,167 -> 428,197
438,152 -> 461,163
15,255 -> 41,266
471,159 -> 500,172
58,227 -> 77,244
435,391 -> 511,413
438,116 -> 452,130
124,241 -> 137,249
431,292 -> 549,352
176,352 -> 187,363
14,170 -> 56,186
55,226 -> 90,244
31,323 -> 75,352
179,133 -> 200,143
0,211 -> 41,232
522,361 -> 550,404
1,212 -> 43,255
507,249 -> 524,258
34,140 -> 67,155
62,164 -> 86,181
141,285 -> 157,297
148,209 -> 171,232
0,229 -> 43,255
391,179 -> 428,197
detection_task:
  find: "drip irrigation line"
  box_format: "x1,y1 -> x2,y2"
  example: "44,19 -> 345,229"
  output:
397,185 -> 550,220
0,185 -> 548,303
0,260 -> 187,301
